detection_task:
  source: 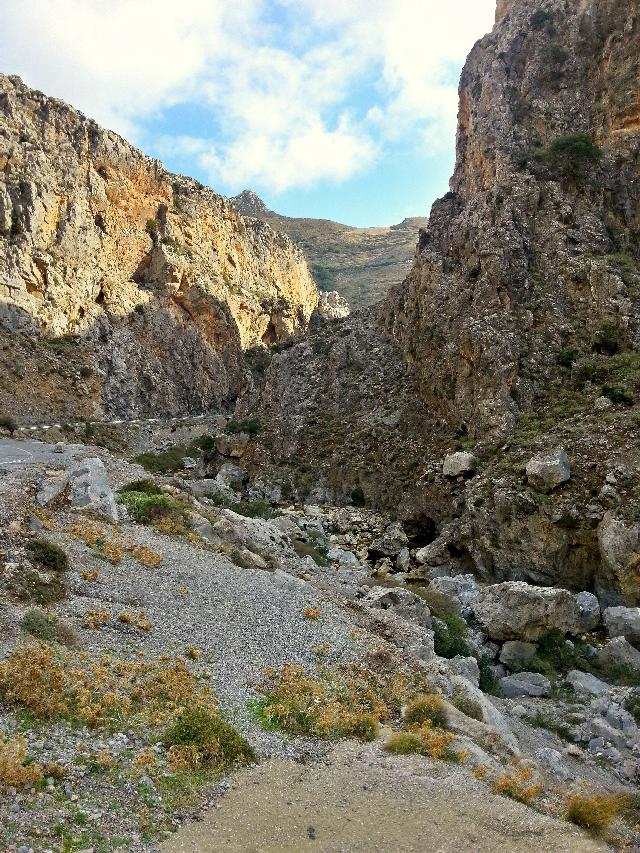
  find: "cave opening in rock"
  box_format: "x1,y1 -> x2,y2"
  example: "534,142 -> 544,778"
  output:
402,515 -> 437,548
262,321 -> 277,345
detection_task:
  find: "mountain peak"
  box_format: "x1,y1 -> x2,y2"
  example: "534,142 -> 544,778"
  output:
231,189 -> 271,217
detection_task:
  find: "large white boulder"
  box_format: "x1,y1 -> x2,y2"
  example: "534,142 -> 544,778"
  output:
442,451 -> 476,478
525,448 -> 570,493
603,606 -> 640,649
473,581 -> 596,642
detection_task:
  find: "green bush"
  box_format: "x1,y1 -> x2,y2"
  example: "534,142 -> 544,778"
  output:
119,479 -> 162,495
478,655 -> 499,694
624,691 -> 640,724
433,614 -> 469,659
117,490 -> 189,532
26,539 -> 69,572
225,417 -> 263,436
164,708 -> 254,765
543,133 -> 602,178
133,446 -> 190,474
557,349 -> 578,369
531,10 -> 552,30
403,695 -> 447,728
592,323 -> 621,356
602,385 -> 634,406
21,608 -> 57,642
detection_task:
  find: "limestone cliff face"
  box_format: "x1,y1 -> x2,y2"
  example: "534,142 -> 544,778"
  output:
248,0 -> 640,604
386,0 -> 639,437
0,74 -> 318,417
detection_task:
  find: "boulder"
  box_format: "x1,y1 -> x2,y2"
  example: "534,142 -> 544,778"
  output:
566,670 -> 609,697
575,591 -> 601,632
65,458 -> 118,522
429,574 -> 480,616
314,291 -> 350,321
473,581 -> 589,641
368,522 -> 408,560
605,704 -> 637,739
499,641 -> 538,670
525,448 -> 570,493
499,672 -> 551,698
215,432 -> 250,458
363,587 -> 431,628
442,452 -> 476,478
597,637 -> 640,675
597,513 -> 640,606
446,656 -> 480,687
327,547 -> 360,567
603,606 -> 640,648
206,509 -> 294,562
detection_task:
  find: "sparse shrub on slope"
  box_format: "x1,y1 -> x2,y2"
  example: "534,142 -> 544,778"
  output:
164,707 -> 254,769
26,539 -> 69,572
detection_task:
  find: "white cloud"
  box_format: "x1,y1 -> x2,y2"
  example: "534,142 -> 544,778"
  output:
0,0 -> 496,191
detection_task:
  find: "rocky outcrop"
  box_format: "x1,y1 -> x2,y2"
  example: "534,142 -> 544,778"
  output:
246,0 -> 640,605
0,74 -> 318,419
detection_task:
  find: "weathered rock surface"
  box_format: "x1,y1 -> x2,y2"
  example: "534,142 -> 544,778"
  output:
603,606 -> 640,648
500,671 -> 551,698
525,450 -> 571,494
566,670 -> 609,697
597,637 -> 640,675
36,456 -> 118,521
363,587 -> 431,628
473,582 -> 597,641
442,452 -> 477,479
0,73 -> 318,419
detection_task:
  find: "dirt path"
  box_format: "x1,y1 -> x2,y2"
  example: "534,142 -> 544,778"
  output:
161,741 -> 608,853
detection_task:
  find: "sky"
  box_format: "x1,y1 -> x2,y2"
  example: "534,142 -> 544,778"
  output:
0,0 -> 496,226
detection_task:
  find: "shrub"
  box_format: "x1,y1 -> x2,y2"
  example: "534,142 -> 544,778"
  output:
26,539 -> 69,572
602,385 -> 634,406
403,694 -> 447,729
433,614 -> 469,659
133,446 -> 190,474
592,323 -> 621,356
292,539 -> 330,566
7,566 -> 66,605
226,416 -> 263,436
492,766 -> 543,804
478,655 -> 499,694
0,734 -> 42,787
255,661 -> 420,741
543,133 -> 602,178
164,708 -> 254,768
531,10 -> 552,30
0,414 -> 17,435
385,722 -> 459,762
227,500 -> 275,520
558,349 -> 579,369
624,690 -> 640,724
21,608 -> 57,642
117,490 -> 189,532
451,687 -> 483,721
120,479 -> 162,495
145,218 -> 159,240
565,792 -> 620,834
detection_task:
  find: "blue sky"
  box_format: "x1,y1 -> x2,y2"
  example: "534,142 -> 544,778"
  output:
0,0 -> 496,226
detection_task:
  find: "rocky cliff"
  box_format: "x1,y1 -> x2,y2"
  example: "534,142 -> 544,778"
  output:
0,75 -> 318,420
231,190 -> 428,310
245,0 -> 640,605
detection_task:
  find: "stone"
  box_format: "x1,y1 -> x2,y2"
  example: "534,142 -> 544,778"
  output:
566,670 -> 609,697
446,656 -> 480,687
368,522 -> 408,559
326,547 -> 359,566
215,433 -> 250,459
182,456 -> 197,469
472,581 -> 588,642
499,672 -> 551,698
499,641 -> 537,669
597,513 -> 640,607
605,704 -> 637,739
597,637 -> 640,675
535,747 -> 571,780
67,458 -> 118,522
36,473 -> 67,506
314,291 -> 350,321
363,587 -> 431,627
429,574 -> 481,616
594,396 -> 613,411
525,448 -> 571,493
575,591 -> 601,632
442,452 -> 476,478
396,547 -> 411,573
603,606 -> 640,648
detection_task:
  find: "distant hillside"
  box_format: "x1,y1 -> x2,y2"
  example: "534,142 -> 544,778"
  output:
231,191 -> 427,310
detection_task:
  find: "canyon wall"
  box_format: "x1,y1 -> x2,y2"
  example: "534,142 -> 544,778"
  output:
0,74 -> 318,418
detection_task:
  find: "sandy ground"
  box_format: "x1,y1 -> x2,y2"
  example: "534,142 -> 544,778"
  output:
162,741 -> 608,853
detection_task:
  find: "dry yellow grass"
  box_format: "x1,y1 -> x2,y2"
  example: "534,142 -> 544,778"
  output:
492,765 -> 543,805
565,791 -> 622,834
385,721 -> 458,761
304,606 -> 321,620
129,544 -> 162,569
81,568 -> 99,582
0,733 -> 43,787
0,641 -> 216,732
84,609 -> 110,629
